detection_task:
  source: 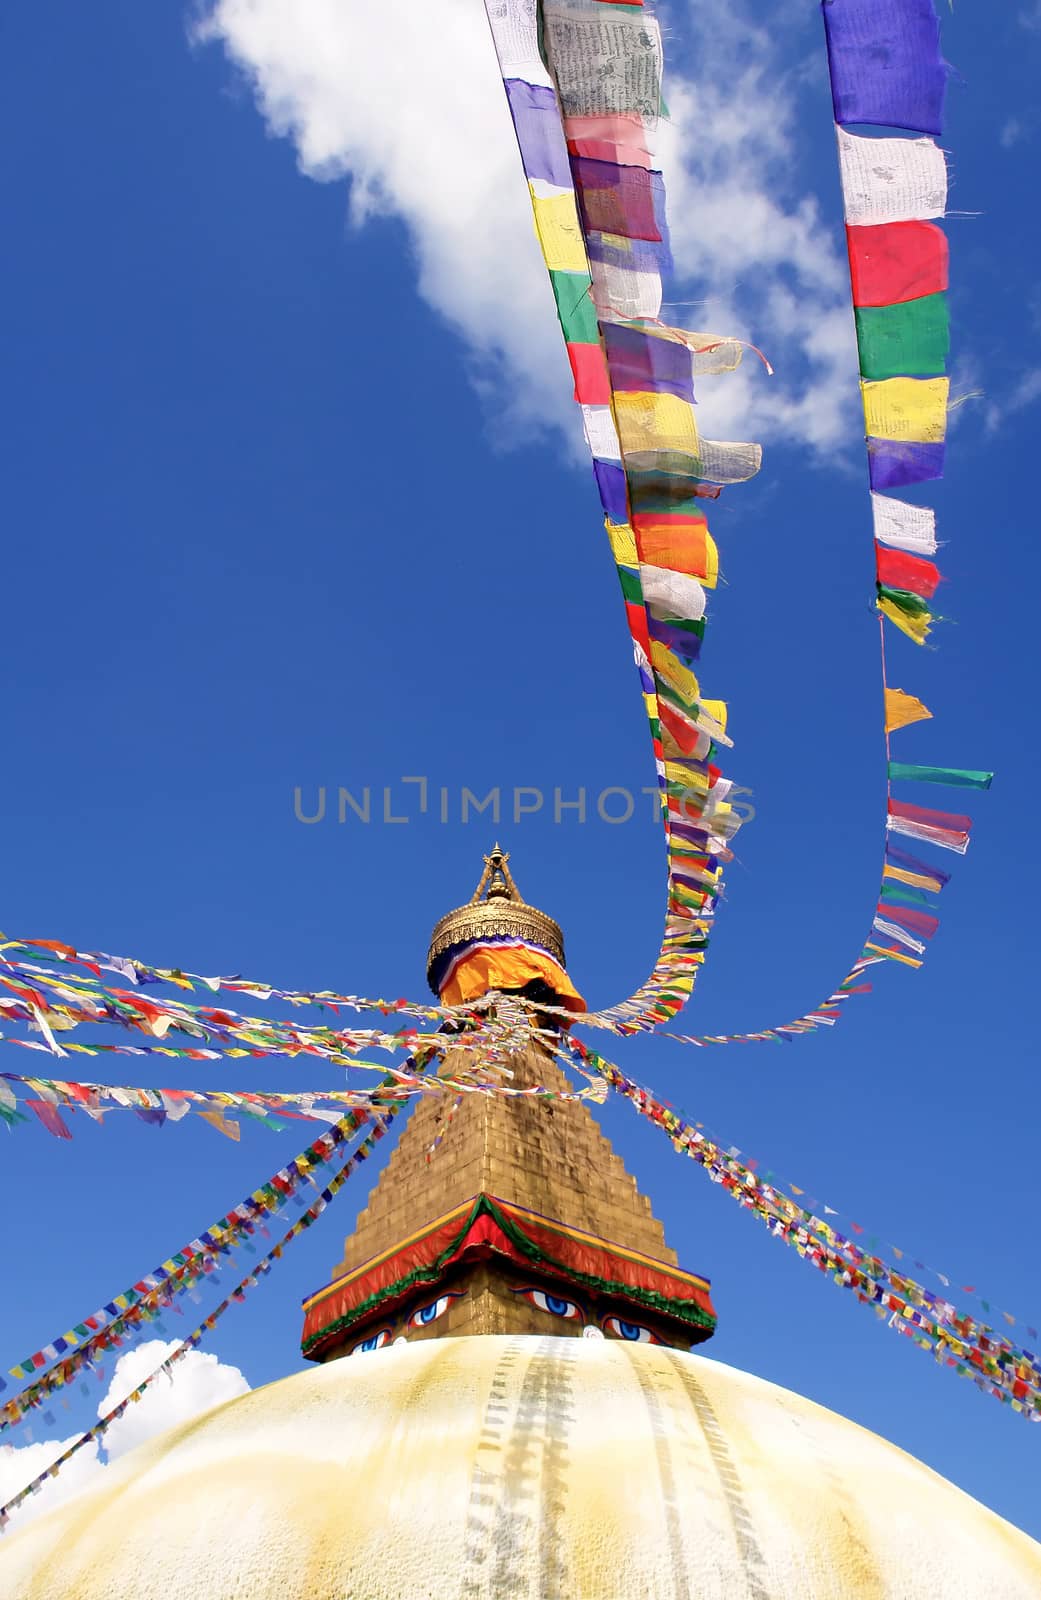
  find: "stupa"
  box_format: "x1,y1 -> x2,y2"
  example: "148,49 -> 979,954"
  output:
4,851 -> 1041,1599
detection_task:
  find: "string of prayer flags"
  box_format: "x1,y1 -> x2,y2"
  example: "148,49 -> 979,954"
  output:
565,1036 -> 1041,1423
816,0 -> 989,995
557,2 -> 986,1048
1,1110 -> 395,1427
0,950 -> 534,1067
0,1069 -> 417,1140
0,934 -> 460,1022
485,0 -> 761,1029
0,1055 -> 598,1144
0,1121 -> 380,1526
0,1039 -> 451,1434
573,1035 -> 1041,1348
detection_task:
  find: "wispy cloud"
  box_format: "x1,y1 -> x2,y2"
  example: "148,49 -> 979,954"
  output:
0,1341 -> 249,1533
985,368 -> 1041,435
194,0 -> 856,458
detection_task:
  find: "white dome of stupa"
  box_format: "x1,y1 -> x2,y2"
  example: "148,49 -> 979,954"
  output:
3,1334 -> 1039,1599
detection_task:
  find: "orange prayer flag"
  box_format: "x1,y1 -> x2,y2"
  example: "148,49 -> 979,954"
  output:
885,687 -> 932,733
198,1110 -> 241,1141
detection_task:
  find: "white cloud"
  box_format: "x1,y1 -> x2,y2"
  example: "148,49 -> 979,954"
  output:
0,1432 -> 105,1537
984,367 -> 1041,435
193,0 -> 857,460
1000,117 -> 1026,149
0,1341 -> 249,1534
194,0 -> 580,446
99,1339 -> 250,1460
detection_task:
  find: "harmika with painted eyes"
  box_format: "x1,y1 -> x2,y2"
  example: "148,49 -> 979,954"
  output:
350,1287 -> 666,1354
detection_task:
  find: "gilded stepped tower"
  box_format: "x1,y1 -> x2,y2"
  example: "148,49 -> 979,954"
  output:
6,853 -> 1041,1600
302,848 -> 715,1357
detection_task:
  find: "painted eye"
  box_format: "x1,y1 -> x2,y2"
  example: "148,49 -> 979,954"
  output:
409,1292 -> 461,1328
603,1316 -> 661,1344
514,1288 -> 583,1321
351,1327 -> 391,1355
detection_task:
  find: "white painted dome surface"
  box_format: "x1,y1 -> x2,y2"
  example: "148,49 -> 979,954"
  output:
3,1335 -> 1039,1599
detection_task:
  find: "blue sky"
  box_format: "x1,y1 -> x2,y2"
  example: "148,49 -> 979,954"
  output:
2,0 -> 1040,1540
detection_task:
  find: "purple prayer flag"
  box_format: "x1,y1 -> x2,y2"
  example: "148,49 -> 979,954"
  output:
822,0 -> 947,135
604,323 -> 695,402
593,458 -> 629,523
504,80 -> 573,189
884,840 -> 951,885
585,222 -> 673,278
27,1099 -> 72,1140
671,867 -> 711,893
669,820 -> 714,851
648,615 -> 703,663
572,155 -> 664,243
867,437 -> 945,489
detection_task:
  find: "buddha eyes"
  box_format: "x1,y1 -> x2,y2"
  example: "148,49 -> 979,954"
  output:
409,1293 -> 461,1328
515,1288 -> 583,1321
351,1327 -> 392,1355
603,1316 -> 661,1344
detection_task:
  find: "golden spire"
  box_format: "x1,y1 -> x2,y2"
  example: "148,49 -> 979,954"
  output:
299,849 -> 715,1361
471,844 -> 520,904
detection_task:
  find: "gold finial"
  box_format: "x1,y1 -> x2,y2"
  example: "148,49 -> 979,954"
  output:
470,845 -> 523,906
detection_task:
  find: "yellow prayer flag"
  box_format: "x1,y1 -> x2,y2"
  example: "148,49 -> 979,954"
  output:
198,1109 -> 241,1141
529,187 -> 587,273
703,530 -> 719,589
884,687 -> 933,733
606,520 -> 637,565
614,389 -> 699,457
883,864 -> 939,892
865,941 -> 924,969
878,596 -> 931,645
862,377 -> 949,443
650,641 -> 700,703
664,760 -> 712,796
700,698 -> 728,735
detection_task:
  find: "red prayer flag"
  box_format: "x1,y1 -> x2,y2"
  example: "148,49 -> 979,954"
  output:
27,1100 -> 72,1140
566,341 -> 611,404
846,222 -> 948,307
876,902 -> 940,939
889,799 -> 972,835
875,545 -> 941,598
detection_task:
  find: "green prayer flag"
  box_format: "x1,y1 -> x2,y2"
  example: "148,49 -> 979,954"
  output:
888,762 -> 994,790
879,882 -> 933,908
876,583 -> 931,618
549,270 -> 599,346
855,293 -> 950,381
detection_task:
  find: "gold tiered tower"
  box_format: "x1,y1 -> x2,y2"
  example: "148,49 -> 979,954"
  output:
301,847 -> 716,1357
